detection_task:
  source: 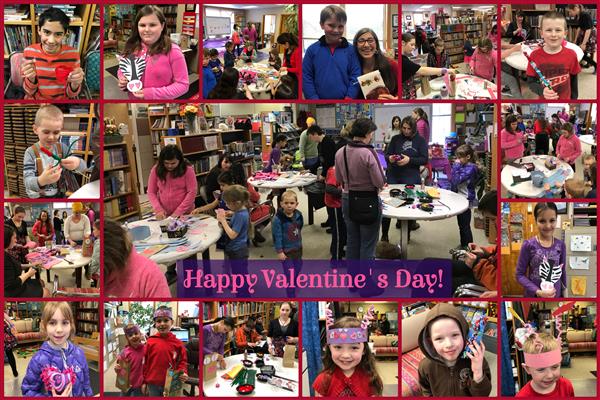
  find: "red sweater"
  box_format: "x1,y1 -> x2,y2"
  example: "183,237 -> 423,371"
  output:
143,332 -> 187,386
32,220 -> 54,247
23,43 -> 81,99
283,46 -> 301,76
516,377 -> 574,397
313,366 -> 376,397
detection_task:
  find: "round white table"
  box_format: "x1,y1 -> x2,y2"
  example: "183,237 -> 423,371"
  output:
418,73 -> 497,99
237,62 -> 279,100
381,185 -> 469,259
127,216 -> 222,265
248,172 -> 317,190
203,353 -> 298,397
504,41 -> 584,71
501,155 -> 574,198
69,180 -> 100,199
30,246 -> 91,287
579,134 -> 596,147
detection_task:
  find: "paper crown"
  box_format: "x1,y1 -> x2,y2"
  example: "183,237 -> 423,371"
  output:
325,303 -> 375,344
153,307 -> 173,320
124,325 -> 140,336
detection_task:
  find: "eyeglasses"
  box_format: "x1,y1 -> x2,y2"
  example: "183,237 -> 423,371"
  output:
357,38 -> 376,45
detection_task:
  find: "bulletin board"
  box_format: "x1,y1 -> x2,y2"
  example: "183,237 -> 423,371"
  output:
373,104 -> 432,146
204,16 -> 231,36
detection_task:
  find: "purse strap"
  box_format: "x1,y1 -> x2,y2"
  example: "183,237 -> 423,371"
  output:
343,145 -> 351,191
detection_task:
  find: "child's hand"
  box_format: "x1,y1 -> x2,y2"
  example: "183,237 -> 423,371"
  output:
542,86 -> 559,100
536,288 -> 556,298
60,156 -> 81,171
67,67 -> 84,88
132,89 -> 145,99
466,340 -> 485,383
278,252 -> 287,261
464,252 -> 477,268
38,164 -> 62,186
118,76 -> 128,90
155,211 -> 166,220
178,372 -> 188,382
468,243 -> 484,257
52,383 -> 73,397
215,209 -> 226,222
21,60 -> 37,82
114,363 -> 122,373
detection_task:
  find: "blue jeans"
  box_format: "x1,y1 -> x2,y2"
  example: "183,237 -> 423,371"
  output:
341,194 -> 381,260
147,385 -> 164,397
126,387 -> 143,396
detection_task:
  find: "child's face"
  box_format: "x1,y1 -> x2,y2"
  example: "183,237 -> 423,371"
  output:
277,140 -> 288,148
479,46 -> 491,54
281,196 -> 298,215
154,317 -> 173,336
225,199 -> 242,211
93,225 -> 100,237
510,121 -> 518,131
536,209 -> 557,237
34,117 -> 63,148
561,129 -> 573,138
435,45 -> 444,55
138,13 -> 164,46
584,159 -> 594,170
226,45 -> 233,52
38,20 -> 66,54
329,343 -> 364,373
126,331 -> 143,348
429,318 -> 463,363
46,308 -> 71,348
203,56 -> 209,66
540,18 -> 566,49
320,17 -> 345,44
403,39 -> 416,54
210,54 -> 218,60
163,158 -> 180,172
525,363 -> 561,391
458,155 -> 470,165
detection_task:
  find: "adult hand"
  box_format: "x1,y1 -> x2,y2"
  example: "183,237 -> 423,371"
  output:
218,356 -> 226,369
579,43 -> 586,51
397,155 -> 410,166
22,267 -> 36,281
278,252 -> 287,261
191,208 -> 203,215
279,66 -> 287,73
155,211 -> 166,220
60,156 -> 81,171
67,67 -> 84,88
118,76 -> 128,90
21,60 -> 37,82
69,239 -> 78,247
52,383 -> 73,397
38,164 -> 62,186
466,341 -> 485,383
114,363 -> 122,373
468,243 -> 484,257
542,86 -> 559,100
537,288 -> 556,298
132,89 -> 145,99
464,252 -> 477,268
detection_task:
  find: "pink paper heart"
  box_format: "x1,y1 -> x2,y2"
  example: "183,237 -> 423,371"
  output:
127,80 -> 142,92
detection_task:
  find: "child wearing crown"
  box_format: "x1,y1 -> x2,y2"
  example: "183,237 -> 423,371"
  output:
313,305 -> 383,396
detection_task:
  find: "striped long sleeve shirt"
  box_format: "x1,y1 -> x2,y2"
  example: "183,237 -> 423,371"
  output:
23,43 -> 81,99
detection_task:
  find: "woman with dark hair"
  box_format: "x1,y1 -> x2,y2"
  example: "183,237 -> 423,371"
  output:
207,67 -> 253,99
203,317 -> 235,368
506,11 -> 532,44
353,28 -> 398,99
4,225 -> 50,298
381,116 -> 429,242
205,154 -> 233,202
500,114 -> 525,162
276,33 -> 300,81
103,219 -> 170,298
117,5 -> 189,99
5,206 -> 29,263
31,210 -> 54,247
412,107 -> 431,144
267,302 -> 299,356
147,145 -> 197,219
567,4 -> 597,73
334,118 -> 386,260
384,116 -> 402,146
53,210 -> 64,245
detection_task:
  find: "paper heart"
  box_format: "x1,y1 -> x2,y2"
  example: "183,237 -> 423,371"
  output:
340,333 -> 347,340
41,366 -> 76,394
127,79 -> 143,93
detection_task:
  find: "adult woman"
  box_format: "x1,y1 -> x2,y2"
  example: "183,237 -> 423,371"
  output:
353,28 -> 398,99
383,116 -> 401,147
533,116 -> 551,155
32,210 -> 54,247
334,118 -> 386,260
6,206 -> 29,247
500,114 -> 525,162
267,302 -> 299,356
381,117 -> 429,242
118,5 -> 189,100
53,210 -> 64,245
506,11 -> 532,44
4,225 -> 50,298
412,107 -> 431,144
243,23 -> 258,49
276,33 -> 300,82
64,203 -> 91,246
202,317 -> 235,369
205,154 -> 233,203
4,312 -> 19,377
148,145 -> 197,219
567,4 -> 597,72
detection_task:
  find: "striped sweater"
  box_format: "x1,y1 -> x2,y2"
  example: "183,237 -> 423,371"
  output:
23,43 -> 81,99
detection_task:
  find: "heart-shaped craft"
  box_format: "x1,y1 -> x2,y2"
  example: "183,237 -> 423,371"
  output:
41,366 -> 76,394
127,79 -> 143,93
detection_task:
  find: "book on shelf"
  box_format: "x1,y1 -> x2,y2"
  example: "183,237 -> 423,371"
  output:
225,141 -> 254,158
4,6 -> 30,20
4,26 -> 32,54
148,105 -> 165,115
104,195 -> 136,218
104,171 -> 132,197
190,154 -> 219,175
104,148 -> 128,168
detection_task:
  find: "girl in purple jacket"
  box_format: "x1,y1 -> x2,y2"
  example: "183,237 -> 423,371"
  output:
450,145 -> 479,249
21,302 -> 93,397
148,145 -> 197,220
516,202 -> 567,298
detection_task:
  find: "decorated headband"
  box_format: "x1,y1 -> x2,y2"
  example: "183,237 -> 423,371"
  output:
521,301 -> 575,369
153,308 -> 173,320
124,325 -> 141,336
325,303 -> 375,344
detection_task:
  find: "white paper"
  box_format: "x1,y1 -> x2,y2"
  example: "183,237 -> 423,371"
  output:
569,256 -> 590,270
571,235 -> 592,252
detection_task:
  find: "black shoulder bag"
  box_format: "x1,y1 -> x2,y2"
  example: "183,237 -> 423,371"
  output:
343,145 -> 379,225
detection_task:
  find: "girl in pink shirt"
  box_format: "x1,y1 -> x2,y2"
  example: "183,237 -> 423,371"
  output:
148,145 -> 198,219
115,324 -> 146,396
118,6 -> 189,100
556,122 -> 582,171
104,219 -> 170,298
412,107 -> 430,144
501,114 -> 525,161
469,38 -> 497,82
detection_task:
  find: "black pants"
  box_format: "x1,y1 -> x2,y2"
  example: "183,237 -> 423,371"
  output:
535,133 -> 549,155
330,207 -> 346,260
451,259 -> 479,293
5,348 -> 17,375
581,52 -> 597,69
457,208 -> 473,247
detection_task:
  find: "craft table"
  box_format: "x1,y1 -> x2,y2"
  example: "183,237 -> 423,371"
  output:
203,353 -> 298,397
417,73 -> 497,99
501,155 -> 574,198
579,134 -> 596,147
127,215 -> 222,265
381,185 -> 469,259
35,246 -> 91,288
69,180 -> 100,199
236,61 -> 279,100
504,41 -> 584,71
248,171 -> 317,190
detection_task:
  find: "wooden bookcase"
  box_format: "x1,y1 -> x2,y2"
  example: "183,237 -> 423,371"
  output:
74,301 -> 100,339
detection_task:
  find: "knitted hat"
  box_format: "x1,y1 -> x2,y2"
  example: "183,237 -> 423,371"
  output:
306,117 -> 316,127
71,202 -> 84,213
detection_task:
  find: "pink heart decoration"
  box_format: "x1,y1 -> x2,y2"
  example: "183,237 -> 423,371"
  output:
41,366 -> 76,394
127,80 -> 143,92
340,333 -> 347,340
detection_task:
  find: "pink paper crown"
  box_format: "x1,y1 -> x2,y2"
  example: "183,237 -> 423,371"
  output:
325,303 -> 375,344
153,307 -> 173,320
124,325 -> 140,336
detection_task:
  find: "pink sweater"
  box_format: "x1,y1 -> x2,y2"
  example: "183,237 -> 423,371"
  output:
105,251 -> 170,298
147,165 -> 197,217
416,118 -> 430,144
118,43 -> 189,100
470,48 -> 497,81
500,128 -> 525,160
556,134 -> 582,164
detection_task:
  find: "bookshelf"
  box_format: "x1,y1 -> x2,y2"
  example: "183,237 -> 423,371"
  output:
147,104 -> 186,160
506,5 -> 558,40
3,104 -> 97,198
75,301 -> 100,339
5,301 -> 43,320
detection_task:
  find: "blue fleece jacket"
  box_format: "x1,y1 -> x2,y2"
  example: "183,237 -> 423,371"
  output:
302,36 -> 361,99
22,341 -> 93,397
385,133 -> 429,184
203,66 -> 217,98
272,208 -> 303,253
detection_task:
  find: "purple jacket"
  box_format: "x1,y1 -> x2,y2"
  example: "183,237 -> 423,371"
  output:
22,341 -> 93,397
515,237 -> 567,298
450,162 -> 478,202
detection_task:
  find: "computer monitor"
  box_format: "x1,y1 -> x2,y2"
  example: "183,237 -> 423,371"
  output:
172,329 -> 190,342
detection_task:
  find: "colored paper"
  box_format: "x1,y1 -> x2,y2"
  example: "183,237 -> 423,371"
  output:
569,256 -> 590,270
571,235 -> 592,252
571,276 -> 587,296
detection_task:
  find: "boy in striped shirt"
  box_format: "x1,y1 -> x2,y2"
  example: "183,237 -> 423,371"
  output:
21,7 -> 84,99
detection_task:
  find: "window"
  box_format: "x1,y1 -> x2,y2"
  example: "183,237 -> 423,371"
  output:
431,103 -> 453,145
